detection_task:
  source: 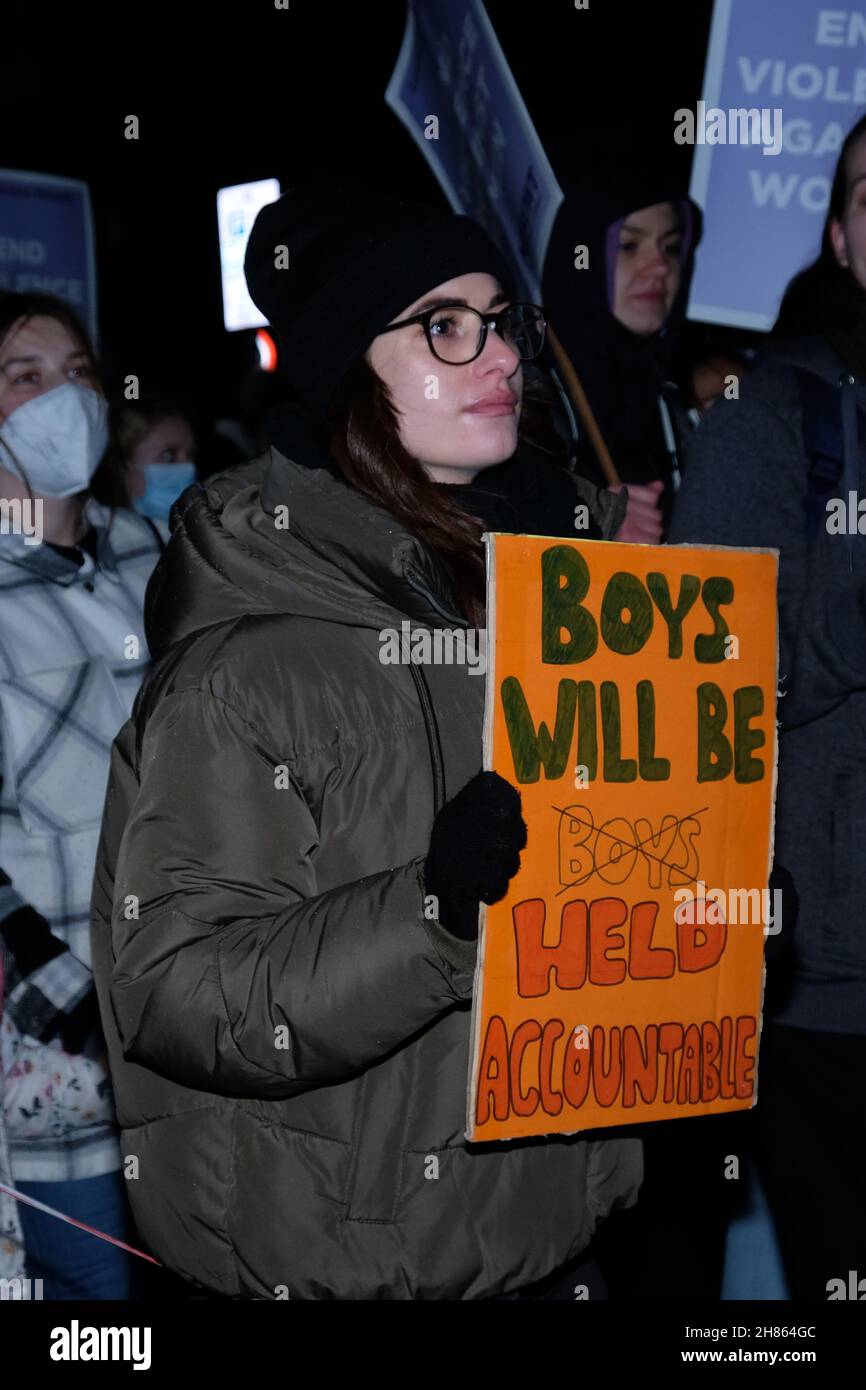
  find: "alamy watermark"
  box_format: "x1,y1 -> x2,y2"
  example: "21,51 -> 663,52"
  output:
379,620 -> 487,676
0,497 -> 43,545
49,1320 -> 151,1369
0,1276 -> 44,1299
826,491 -> 866,534
827,1270 -> 866,1299
674,101 -> 783,157
673,880 -> 782,935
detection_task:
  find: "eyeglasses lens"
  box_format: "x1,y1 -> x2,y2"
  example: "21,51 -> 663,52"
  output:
428,308 -> 480,363
428,305 -> 545,362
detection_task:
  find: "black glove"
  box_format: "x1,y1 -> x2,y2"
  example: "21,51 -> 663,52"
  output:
1,870 -> 102,1052
424,770 -> 528,940
0,901 -> 67,978
42,989 -> 103,1056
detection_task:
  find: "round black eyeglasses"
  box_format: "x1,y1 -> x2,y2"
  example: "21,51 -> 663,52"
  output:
376,301 -> 547,365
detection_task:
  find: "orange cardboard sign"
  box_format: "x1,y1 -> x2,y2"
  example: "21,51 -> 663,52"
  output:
467,535 -> 779,1141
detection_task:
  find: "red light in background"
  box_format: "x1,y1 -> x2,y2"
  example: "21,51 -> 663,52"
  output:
256,329 -> 278,372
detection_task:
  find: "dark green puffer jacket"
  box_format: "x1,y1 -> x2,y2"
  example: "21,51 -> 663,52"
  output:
90,439 -> 640,1300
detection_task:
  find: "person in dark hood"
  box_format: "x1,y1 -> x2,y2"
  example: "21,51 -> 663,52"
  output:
542,143 -> 703,538
89,188 -> 640,1301
668,112 -> 866,1300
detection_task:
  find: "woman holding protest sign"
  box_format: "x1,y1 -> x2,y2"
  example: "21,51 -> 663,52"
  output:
89,187 -> 641,1301
668,112 -> 866,1300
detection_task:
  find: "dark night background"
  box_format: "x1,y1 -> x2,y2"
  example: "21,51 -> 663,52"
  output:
2,1 -> 715,438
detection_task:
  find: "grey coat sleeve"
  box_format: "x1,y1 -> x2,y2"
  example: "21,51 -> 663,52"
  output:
668,385 -> 866,729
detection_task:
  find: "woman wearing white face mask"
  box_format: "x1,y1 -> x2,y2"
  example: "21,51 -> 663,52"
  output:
0,291 -> 163,1298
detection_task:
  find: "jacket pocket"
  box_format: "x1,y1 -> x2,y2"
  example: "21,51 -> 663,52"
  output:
0,658 -> 127,837
344,1052 -> 411,1224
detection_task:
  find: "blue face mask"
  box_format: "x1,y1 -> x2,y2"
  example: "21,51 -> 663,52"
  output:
133,460 -> 198,521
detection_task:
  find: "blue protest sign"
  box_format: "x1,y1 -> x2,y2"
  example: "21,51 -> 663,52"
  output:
687,0 -> 866,330
0,169 -> 97,341
385,0 -> 563,299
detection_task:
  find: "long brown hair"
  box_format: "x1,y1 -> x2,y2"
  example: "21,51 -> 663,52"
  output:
324,358 -> 566,627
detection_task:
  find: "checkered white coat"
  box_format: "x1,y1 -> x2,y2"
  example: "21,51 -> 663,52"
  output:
0,500 -> 161,1238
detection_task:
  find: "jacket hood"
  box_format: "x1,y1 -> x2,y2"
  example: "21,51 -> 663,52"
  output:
542,145 -> 703,458
145,406 -> 466,662
543,163 -> 703,365
745,333 -> 866,572
759,332 -> 866,394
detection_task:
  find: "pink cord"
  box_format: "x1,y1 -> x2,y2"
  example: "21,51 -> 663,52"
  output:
0,1179 -> 161,1264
